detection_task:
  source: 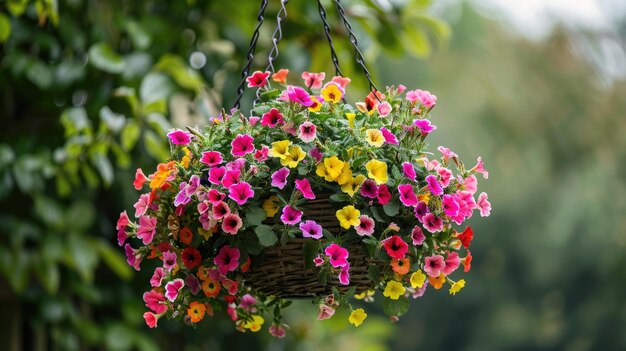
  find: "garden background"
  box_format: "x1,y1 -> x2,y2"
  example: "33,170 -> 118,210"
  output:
1,0 -> 625,350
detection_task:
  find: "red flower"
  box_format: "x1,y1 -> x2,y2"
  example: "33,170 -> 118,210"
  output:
181,247 -> 202,269
461,251 -> 472,272
382,235 -> 409,259
457,226 -> 474,249
377,184 -> 392,205
246,71 -> 270,88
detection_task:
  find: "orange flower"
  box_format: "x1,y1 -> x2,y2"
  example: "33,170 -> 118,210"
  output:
391,258 -> 411,275
428,273 -> 446,289
150,161 -> 178,189
240,257 -> 251,273
272,69 -> 289,84
187,301 -> 206,323
202,278 -> 221,298
179,227 -> 193,245
196,266 -> 209,281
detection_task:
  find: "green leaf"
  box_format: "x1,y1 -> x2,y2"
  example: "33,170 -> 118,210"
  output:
0,14 -> 11,43
92,153 -> 114,186
154,54 -> 204,93
383,296 -> 410,316
65,235 -> 99,282
125,20 -> 152,50
368,264 -> 381,281
8,0 -> 29,16
245,207 -> 267,227
99,106 -> 126,133
383,202 -> 400,216
34,195 -> 65,228
255,225 -> 278,247
121,120 -> 141,151
65,200 -> 95,231
61,107 -> 91,136
402,25 -> 431,58
88,42 -> 125,74
143,130 -> 169,161
303,240 -> 321,270
140,72 -> 173,104
27,60 -> 53,89
96,240 -> 133,280
33,257 -> 60,294
330,194 -> 350,202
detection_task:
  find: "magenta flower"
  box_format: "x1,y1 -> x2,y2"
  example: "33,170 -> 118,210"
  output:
271,167 -> 290,189
411,226 -> 426,245
382,235 -> 409,259
124,244 -> 142,271
377,184 -> 392,205
117,228 -> 128,247
424,254 -> 446,277
298,121 -> 317,142
116,210 -> 130,230
402,162 -> 417,181
295,178 -> 316,199
226,158 -> 246,171
248,116 -> 260,126
477,192 -> 491,217
143,290 -> 168,314
143,312 -> 159,328
313,255 -> 324,266
150,267 -> 165,287
380,127 -> 399,145
470,157 -> 489,179
299,220 -> 323,239
231,134 -> 255,157
137,215 -> 157,245
286,85 -> 314,107
442,194 -> 460,217
261,108 -> 284,128
165,278 -> 185,302
254,145 -> 270,162
167,129 -> 192,145
414,119 -> 437,135
377,101 -> 392,117
280,205 -> 303,225
425,175 -> 443,196
397,84 -> 407,93
208,166 -> 226,185
246,70 -> 270,87
360,179 -> 379,198
398,184 -> 419,207
221,169 -> 241,188
162,250 -> 177,272
133,193 -> 151,218
422,213 -> 443,233
200,151 -> 223,166
222,213 -> 243,235
214,245 -> 240,275
212,201 -> 231,219
437,146 -> 458,163
207,189 -> 226,206
414,201 -> 430,221
339,264 -> 350,285
228,182 -> 254,206
437,167 -> 453,188
324,243 -> 349,268
355,215 -> 375,236
302,71 -> 325,89
309,148 -> 323,163
442,252 -> 460,275
239,294 -> 257,311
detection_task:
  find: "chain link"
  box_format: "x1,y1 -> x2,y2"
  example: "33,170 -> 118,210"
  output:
318,0 -> 343,77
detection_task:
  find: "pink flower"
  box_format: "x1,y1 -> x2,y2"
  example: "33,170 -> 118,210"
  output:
355,215 -> 375,236
360,179 -> 379,198
208,166 -> 226,185
269,324 -> 287,339
437,146 -> 458,163
239,294 -> 257,311
414,201 -> 430,221
313,255 -> 324,266
137,215 -> 157,245
299,220 -> 323,239
134,168 -> 149,190
162,251 -> 177,272
124,244 -> 142,271
117,228 -> 128,247
207,189 -> 226,206
295,178 -> 315,199
246,70 -> 270,87
280,205 -> 303,225
133,193 -> 151,218
231,134 -> 255,157
442,194 -> 460,217
261,108 -> 284,128
271,167 -> 290,189
309,148 -> 323,163
249,116 -> 260,126
200,151 -> 223,166
221,169 -> 241,188
402,162 -> 417,181
116,210 -> 129,231
226,158 -> 246,171
164,278 -> 185,302
222,213 -> 243,234
437,167 -> 453,188
422,213 -> 443,233
461,175 -> 478,194
377,101 -> 392,117
470,157 -> 489,179
424,254 -> 446,277
331,76 -> 351,88
477,192 -> 491,217
143,312 -> 159,328
411,226 -> 426,245
397,84 -> 407,94
442,252 -> 460,275
254,145 -> 270,162
286,85 -> 314,107
380,127 -> 399,145
419,90 -> 437,108
167,129 -> 192,145
302,71 -> 325,89
317,304 -> 335,320
412,280 -> 428,298
222,279 -> 238,295
228,182 -> 254,205
298,121 -> 317,142
143,290 -> 168,314
414,119 -> 437,135
214,245 -> 240,275
377,184 -> 392,205
398,184 -> 418,207
339,265 -> 350,285
325,243 -> 349,268
212,201 -> 230,219
425,175 -> 443,196
150,267 -> 165,287
382,235 -> 409,259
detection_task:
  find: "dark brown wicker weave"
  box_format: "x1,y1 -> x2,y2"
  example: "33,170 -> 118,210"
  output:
244,195 -> 376,297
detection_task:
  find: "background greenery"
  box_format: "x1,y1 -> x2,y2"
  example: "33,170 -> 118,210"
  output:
1,0 -> 624,350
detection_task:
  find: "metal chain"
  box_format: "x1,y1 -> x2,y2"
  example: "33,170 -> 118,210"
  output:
318,0 -> 343,77
333,0 -> 381,99
232,0 -> 269,111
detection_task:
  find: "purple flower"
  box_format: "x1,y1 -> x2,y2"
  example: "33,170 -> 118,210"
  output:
414,119 -> 437,135
271,167 -> 290,189
398,184 -> 419,207
280,205 -> 303,225
286,85 -> 314,107
360,179 -> 379,198
380,127 -> 399,145
124,244 -> 142,271
309,148 -> 323,163
162,251 -> 178,272
414,201 -> 430,221
425,175 -> 443,196
299,220 -> 323,239
167,129 -> 192,145
200,151 -> 223,167
185,274 -> 200,295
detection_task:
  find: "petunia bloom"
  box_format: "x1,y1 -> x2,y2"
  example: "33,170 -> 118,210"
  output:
477,192 -> 491,217
230,134 -> 255,157
437,146 -> 458,163
414,119 -> 437,135
143,290 -> 168,314
402,162 -> 417,181
324,243 -> 349,268
246,71 -> 270,87
377,184 -> 392,205
422,213 -> 443,233
442,194 -> 460,217
360,179 -> 379,198
280,205 -> 303,225
271,167 -> 290,189
134,168 -> 149,190
222,213 -> 243,235
380,127 -> 399,145
365,159 -> 388,185
470,157 -> 489,179
425,175 -> 443,196
424,254 -> 446,277
298,121 -> 317,142
261,108 -> 284,128
317,304 -> 335,320
336,205 -> 361,229
137,215 -> 157,245
167,129 -> 192,145
339,265 -> 350,285
286,85 -> 314,107
134,193 -> 151,218
228,182 -> 254,205
272,69 -> 289,84
382,235 -> 409,259
377,101 -> 392,117
300,220 -> 323,239
349,308 -> 367,327
398,184 -> 419,207
162,250 -> 177,272
214,245 -> 240,275
365,129 -> 385,147
200,151 -> 223,167
457,226 -> 474,248
165,278 -> 185,302
321,82 -> 344,103
295,178 -> 316,199
383,281 -> 406,300
181,247 -> 202,269
302,71 -> 325,89
355,215 -> 375,236
411,225 -> 426,245
442,252 -> 461,275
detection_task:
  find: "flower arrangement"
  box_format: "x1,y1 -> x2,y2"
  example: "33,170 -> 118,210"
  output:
118,68 -> 491,335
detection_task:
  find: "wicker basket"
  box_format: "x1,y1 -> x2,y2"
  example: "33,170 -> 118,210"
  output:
244,195 -> 375,297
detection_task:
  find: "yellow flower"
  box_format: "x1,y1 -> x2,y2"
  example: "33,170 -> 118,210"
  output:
244,315 -> 265,332
341,174 -> 366,197
270,140 -> 292,159
336,162 -> 353,185
181,147 -> 192,168
354,289 -> 375,300
383,281 -> 406,300
365,159 -> 388,185
262,196 -> 280,217
308,96 -> 322,112
449,279 -> 466,296
336,205 -> 361,229
365,129 -> 385,147
345,113 -> 356,129
418,192 -> 430,205
316,163 -> 335,182
348,308 -> 367,327
410,270 -> 427,289
321,84 -> 343,103
323,156 -> 344,180
280,145 -> 305,168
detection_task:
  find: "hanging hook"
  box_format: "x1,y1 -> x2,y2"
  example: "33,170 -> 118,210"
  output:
318,0 -> 343,77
